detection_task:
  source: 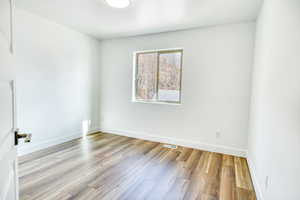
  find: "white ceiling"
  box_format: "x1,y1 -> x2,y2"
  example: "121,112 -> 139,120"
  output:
16,0 -> 262,39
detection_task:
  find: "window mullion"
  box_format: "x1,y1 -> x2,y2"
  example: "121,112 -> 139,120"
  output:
135,53 -> 139,100
156,52 -> 160,102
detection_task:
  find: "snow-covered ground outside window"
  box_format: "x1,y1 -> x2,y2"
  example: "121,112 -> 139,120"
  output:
158,89 -> 180,102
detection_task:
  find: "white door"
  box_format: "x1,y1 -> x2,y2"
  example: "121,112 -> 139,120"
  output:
0,81 -> 19,200
0,0 -> 19,199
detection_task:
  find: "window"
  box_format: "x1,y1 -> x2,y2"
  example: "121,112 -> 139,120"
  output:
133,49 -> 183,104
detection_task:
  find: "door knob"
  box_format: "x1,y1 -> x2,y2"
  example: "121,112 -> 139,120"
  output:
15,128 -> 32,145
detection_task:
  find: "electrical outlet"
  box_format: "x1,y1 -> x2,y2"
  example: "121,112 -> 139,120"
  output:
216,131 -> 221,139
265,176 -> 269,190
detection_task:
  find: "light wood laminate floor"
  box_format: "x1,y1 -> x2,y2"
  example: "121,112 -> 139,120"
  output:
19,133 -> 256,200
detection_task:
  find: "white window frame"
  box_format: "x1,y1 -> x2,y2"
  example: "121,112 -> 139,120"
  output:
132,48 -> 183,105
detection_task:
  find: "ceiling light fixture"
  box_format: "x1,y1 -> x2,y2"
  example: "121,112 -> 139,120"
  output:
105,0 -> 131,8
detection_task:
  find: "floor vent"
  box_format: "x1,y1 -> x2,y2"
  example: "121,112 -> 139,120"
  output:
163,144 -> 178,149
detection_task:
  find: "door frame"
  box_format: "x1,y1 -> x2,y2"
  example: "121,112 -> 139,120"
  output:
10,0 -> 18,198
9,0 -> 14,53
12,80 -> 19,200
10,0 -> 17,195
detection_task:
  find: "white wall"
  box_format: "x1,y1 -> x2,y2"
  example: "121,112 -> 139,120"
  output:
99,22 -> 255,156
15,10 -> 101,155
248,0 -> 300,199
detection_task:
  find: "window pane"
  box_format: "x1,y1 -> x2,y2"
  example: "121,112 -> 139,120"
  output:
158,52 -> 182,102
136,53 -> 158,100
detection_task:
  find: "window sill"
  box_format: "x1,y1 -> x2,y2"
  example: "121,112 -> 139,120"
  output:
132,100 -> 182,106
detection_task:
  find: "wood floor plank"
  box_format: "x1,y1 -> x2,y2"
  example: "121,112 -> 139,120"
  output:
219,155 -> 237,200
19,132 -> 256,200
234,157 -> 254,191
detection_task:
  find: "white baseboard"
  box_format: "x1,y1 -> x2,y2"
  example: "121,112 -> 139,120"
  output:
17,128 -> 101,156
17,126 -> 247,158
247,156 -> 264,200
100,128 -> 247,157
